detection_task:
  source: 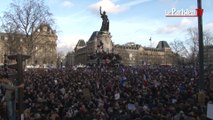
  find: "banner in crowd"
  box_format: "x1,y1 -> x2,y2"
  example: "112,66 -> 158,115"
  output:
207,103 -> 213,119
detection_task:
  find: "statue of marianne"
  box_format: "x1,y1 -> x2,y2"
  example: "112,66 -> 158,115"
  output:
99,6 -> 109,32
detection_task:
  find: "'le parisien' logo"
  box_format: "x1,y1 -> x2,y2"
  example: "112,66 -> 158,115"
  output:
165,8 -> 204,17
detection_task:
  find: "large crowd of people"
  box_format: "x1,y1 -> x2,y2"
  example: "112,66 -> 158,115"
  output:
0,65 -> 213,120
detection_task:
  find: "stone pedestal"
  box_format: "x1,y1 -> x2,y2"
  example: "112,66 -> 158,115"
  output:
96,31 -> 113,53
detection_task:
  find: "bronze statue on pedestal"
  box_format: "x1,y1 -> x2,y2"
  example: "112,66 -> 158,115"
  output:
99,6 -> 109,32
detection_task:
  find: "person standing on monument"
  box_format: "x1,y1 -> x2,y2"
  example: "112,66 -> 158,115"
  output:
100,6 -> 109,32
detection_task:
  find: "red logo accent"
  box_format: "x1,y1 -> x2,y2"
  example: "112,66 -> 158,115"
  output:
196,8 -> 204,17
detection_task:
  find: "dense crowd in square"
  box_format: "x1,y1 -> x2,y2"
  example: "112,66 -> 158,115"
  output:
0,65 -> 213,120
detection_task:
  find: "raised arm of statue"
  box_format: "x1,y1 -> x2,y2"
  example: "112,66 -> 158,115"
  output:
100,6 -> 102,15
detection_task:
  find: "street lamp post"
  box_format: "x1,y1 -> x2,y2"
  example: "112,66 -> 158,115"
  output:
197,0 -> 206,105
197,0 -> 204,91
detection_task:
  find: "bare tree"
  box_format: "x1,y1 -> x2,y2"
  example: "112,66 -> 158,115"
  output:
169,39 -> 189,65
1,0 -> 54,55
170,39 -> 189,58
186,27 -> 213,65
186,28 -> 199,65
203,30 -> 213,46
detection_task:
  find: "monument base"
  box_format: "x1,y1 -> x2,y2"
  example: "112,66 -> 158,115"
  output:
99,31 -> 110,35
87,30 -> 121,67
97,31 -> 112,53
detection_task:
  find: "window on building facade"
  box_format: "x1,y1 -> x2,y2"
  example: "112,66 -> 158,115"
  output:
43,27 -> 48,32
34,60 -> 38,64
0,36 -> 4,40
129,53 -> 133,60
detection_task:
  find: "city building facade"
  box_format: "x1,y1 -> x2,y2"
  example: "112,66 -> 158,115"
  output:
74,31 -> 176,66
31,24 -> 57,67
0,33 -> 7,65
0,24 -> 57,67
204,45 -> 213,66
114,41 -> 175,66
65,52 -> 75,67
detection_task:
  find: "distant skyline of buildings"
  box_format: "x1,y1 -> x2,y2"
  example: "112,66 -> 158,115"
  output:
71,29 -> 176,66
